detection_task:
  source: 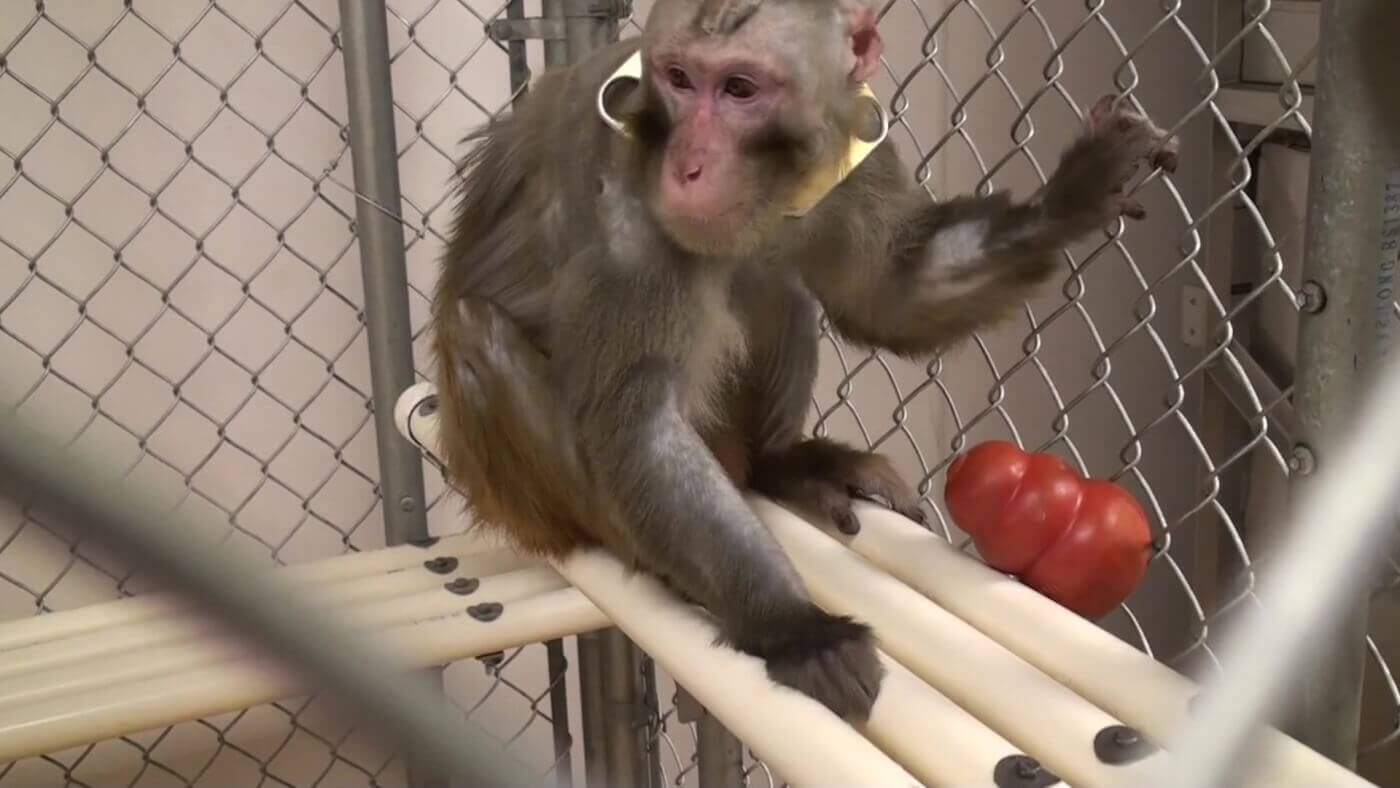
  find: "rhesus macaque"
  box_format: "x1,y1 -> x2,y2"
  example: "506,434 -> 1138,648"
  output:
431,0 -> 1178,720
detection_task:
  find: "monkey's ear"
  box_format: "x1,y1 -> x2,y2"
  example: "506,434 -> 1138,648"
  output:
843,3 -> 882,83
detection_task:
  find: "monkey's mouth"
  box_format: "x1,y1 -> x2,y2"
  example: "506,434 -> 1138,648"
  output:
656,182 -> 743,230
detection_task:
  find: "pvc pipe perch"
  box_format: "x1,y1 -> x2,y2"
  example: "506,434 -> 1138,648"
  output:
0,410 -> 542,785
0,551 -> 545,680
396,382 -> 1070,788
750,495 -> 1171,787
393,380 -> 1383,788
836,501 -> 1373,788
0,586 -> 608,764
0,566 -> 570,709
396,383 -> 927,786
0,532 -> 508,652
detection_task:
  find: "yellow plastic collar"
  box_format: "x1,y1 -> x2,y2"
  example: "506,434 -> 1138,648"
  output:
596,51 -> 889,218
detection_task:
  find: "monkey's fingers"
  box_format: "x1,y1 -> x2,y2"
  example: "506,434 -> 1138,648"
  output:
796,481 -> 864,535
1087,93 -> 1120,129
758,610 -> 883,722
838,455 -> 929,526
848,484 -> 928,526
1120,198 -> 1148,220
823,491 -> 862,535
1151,138 -> 1181,174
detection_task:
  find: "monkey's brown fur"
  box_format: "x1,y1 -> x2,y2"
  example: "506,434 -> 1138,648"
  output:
431,0 -> 1179,720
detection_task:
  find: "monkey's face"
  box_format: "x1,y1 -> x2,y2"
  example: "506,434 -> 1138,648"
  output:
637,44 -> 808,258
628,0 -> 886,258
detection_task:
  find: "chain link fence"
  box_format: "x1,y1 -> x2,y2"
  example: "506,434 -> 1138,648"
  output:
0,1 -> 560,785
1,0 -> 1396,786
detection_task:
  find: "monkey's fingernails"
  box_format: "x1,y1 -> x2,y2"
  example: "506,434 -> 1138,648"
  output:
1152,145 -> 1180,174
1088,93 -> 1118,128
833,507 -> 861,535
1121,199 -> 1147,220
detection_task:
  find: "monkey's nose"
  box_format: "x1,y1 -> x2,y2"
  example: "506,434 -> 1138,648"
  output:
683,165 -> 703,182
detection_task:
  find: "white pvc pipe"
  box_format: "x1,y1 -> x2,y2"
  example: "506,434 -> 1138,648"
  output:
836,502 -> 1373,788
0,554 -> 543,681
0,532 -> 502,653
395,386 -> 1020,786
277,531 -> 501,581
396,381 -> 442,455
749,496 -> 1170,787
393,383 -> 1375,788
552,548 -> 922,788
0,567 -> 569,709
298,547 -> 539,606
867,657 -> 1023,788
349,566 -> 567,626
0,618 -> 216,682
0,586 -> 609,764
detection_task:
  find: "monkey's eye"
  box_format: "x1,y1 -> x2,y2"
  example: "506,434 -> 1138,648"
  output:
722,77 -> 759,100
665,66 -> 693,90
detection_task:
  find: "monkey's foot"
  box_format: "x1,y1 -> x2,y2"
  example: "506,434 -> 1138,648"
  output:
739,607 -> 884,721
750,438 -> 927,536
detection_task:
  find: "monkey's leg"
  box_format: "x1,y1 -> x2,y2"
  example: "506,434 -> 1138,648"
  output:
432,296 -> 601,556
751,438 -> 927,535
734,279 -> 926,536
566,361 -> 884,721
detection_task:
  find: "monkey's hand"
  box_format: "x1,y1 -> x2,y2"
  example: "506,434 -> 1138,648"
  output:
1041,93 -> 1180,229
750,438 -> 927,536
734,606 -> 885,721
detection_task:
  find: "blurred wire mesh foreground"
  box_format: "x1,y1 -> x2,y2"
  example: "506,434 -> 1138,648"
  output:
0,408 -> 533,787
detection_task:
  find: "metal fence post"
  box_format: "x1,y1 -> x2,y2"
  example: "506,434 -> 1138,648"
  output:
576,629 -> 662,788
484,1 -> 656,783
576,632 -> 610,787
697,710 -> 745,788
494,17 -> 578,786
337,2 -> 438,785
552,3 -> 660,786
1288,0 -> 1400,768
542,0 -> 570,67
337,1 -> 431,549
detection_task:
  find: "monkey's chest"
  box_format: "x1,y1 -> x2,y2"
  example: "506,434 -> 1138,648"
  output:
678,292 -> 749,431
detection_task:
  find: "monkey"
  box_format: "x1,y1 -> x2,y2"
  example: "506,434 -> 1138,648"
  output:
429,0 -> 1179,722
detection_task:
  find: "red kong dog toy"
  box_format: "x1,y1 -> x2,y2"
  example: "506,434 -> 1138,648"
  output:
943,440 -> 1153,619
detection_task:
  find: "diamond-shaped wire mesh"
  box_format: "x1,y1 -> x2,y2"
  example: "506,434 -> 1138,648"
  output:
0,1 -> 565,785
2,0 -> 1398,787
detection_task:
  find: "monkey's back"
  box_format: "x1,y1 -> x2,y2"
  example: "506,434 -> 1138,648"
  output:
436,39 -> 643,354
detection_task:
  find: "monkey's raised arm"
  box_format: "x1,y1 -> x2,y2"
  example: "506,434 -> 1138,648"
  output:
796,95 -> 1180,358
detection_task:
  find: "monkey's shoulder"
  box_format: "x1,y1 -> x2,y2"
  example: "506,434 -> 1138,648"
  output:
780,141 -> 907,255
830,140 -> 906,203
